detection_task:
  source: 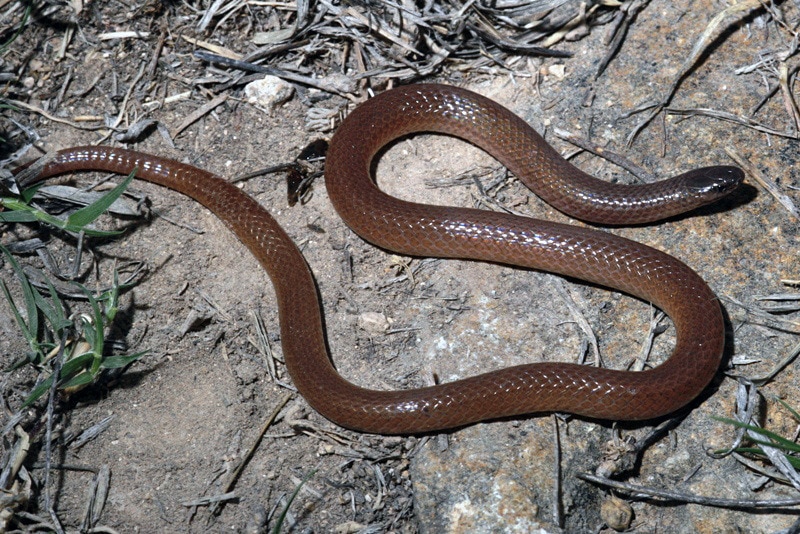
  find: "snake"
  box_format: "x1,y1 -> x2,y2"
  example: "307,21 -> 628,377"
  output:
13,84 -> 743,434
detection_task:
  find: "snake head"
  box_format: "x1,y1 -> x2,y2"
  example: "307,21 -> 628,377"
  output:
683,166 -> 745,199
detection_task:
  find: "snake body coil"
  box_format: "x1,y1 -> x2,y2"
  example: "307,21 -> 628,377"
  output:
15,84 -> 743,433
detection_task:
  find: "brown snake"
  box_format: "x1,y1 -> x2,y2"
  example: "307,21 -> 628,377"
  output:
14,84 -> 743,433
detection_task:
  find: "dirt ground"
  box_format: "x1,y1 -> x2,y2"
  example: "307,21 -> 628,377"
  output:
2,1 -> 800,533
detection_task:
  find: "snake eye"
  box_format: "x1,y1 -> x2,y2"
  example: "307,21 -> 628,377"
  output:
684,166 -> 744,197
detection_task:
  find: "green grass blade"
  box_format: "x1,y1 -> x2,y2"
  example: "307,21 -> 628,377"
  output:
714,416 -> 800,452
20,183 -> 44,203
2,174 -> 131,237
0,277 -> 40,371
22,378 -> 54,407
745,436 -> 800,454
778,400 -> 800,423
21,349 -> 96,407
61,372 -> 95,390
65,169 -> 136,229
735,447 -> 800,468
0,245 -> 40,351
272,469 -> 317,534
33,279 -> 71,333
0,208 -> 38,223
0,1 -> 32,53
59,352 -> 95,376
101,352 -> 147,369
75,285 -> 106,373
0,277 -> 31,341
